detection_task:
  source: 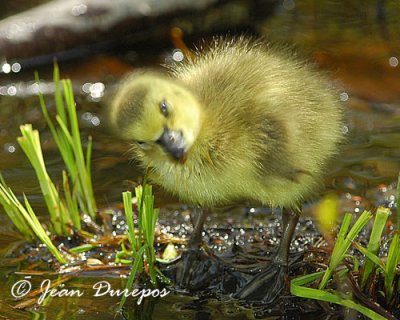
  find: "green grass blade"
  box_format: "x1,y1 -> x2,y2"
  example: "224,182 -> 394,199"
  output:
353,242 -> 386,271
123,184 -> 160,286
69,244 -> 98,253
135,185 -> 144,249
34,72 -> 74,174
319,213 -> 351,289
397,172 -> 400,230
119,244 -> 147,309
63,170 -> 81,230
85,136 -> 93,182
62,79 -> 97,218
0,182 -> 35,241
55,115 -> 74,146
291,272 -> 388,320
347,211 -> 373,244
319,211 -> 373,289
23,194 -> 68,264
360,207 -> 390,288
385,233 -> 399,302
53,63 -> 67,124
140,185 -> 158,284
123,191 -> 137,255
34,72 -> 58,139
0,182 -> 67,263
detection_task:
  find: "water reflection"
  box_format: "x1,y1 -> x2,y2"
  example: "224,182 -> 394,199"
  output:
339,91 -> 348,102
1,62 -> 21,74
71,4 -> 87,17
2,63 -> 11,73
3,143 -> 16,153
389,56 -> 398,67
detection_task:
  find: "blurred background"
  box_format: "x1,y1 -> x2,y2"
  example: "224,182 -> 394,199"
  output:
0,0 -> 399,318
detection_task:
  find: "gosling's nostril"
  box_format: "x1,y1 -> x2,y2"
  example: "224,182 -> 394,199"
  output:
157,128 -> 186,160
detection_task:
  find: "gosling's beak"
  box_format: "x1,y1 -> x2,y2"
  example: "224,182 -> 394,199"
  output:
157,128 -> 186,161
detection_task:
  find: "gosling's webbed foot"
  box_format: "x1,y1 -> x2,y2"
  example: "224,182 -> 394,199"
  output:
175,248 -> 222,291
175,248 -> 201,288
233,262 -> 287,304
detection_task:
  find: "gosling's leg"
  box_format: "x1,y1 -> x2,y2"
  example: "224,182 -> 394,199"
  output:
176,207 -> 208,288
275,208 -> 299,266
234,208 -> 300,303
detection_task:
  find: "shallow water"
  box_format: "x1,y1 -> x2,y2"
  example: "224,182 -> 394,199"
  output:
0,1 -> 399,319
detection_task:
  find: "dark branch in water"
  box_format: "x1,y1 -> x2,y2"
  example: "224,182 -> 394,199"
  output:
0,0 -> 277,68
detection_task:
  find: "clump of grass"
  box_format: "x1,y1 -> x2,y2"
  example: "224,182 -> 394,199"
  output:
0,175 -> 67,264
318,210 -> 373,290
119,184 -> 161,308
383,233 -> 399,302
35,65 -> 96,219
1,66 -> 95,237
292,271 -> 387,320
17,124 -> 72,235
355,230 -> 399,304
291,207 -> 399,320
0,64 -> 96,236
0,174 -> 35,242
0,64 -> 96,262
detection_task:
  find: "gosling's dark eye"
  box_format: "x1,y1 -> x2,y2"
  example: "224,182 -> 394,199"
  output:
160,100 -> 169,116
136,141 -> 145,145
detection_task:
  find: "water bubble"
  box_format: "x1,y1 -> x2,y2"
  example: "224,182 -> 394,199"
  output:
11,63 -> 21,73
138,3 -> 151,15
339,92 -> 349,101
4,143 -> 16,153
2,63 -> 11,74
283,0 -> 295,10
0,86 -> 7,95
82,82 -> 92,93
90,116 -> 100,126
82,112 -> 93,121
90,82 -> 105,99
172,49 -> 184,62
71,4 -> 87,16
7,86 -> 17,96
388,56 -> 398,67
77,308 -> 86,315
27,83 -> 39,95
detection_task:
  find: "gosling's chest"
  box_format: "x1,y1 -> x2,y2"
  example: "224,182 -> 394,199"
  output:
148,159 -> 261,207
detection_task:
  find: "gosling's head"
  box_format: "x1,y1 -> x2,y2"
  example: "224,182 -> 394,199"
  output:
110,72 -> 203,162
